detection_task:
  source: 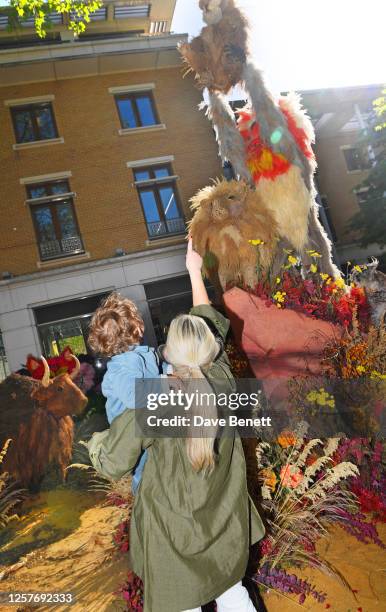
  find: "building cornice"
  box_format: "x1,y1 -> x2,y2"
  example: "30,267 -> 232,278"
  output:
0,33 -> 187,66
0,243 -> 186,288
0,32 -> 188,86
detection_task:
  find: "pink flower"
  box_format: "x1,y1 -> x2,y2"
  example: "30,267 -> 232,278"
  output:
280,464 -> 303,488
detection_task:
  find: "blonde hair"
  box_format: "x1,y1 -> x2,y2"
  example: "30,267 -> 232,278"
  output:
165,314 -> 220,473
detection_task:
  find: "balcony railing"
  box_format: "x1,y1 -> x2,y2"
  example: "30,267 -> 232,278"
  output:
147,217 -> 185,238
39,235 -> 84,260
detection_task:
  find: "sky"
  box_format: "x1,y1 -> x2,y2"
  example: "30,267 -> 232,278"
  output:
172,0 -> 386,95
0,0 -> 384,94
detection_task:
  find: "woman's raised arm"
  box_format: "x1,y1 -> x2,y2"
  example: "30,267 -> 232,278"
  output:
186,238 -> 210,307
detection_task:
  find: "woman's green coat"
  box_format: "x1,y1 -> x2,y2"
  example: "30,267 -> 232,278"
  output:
87,304 -> 265,612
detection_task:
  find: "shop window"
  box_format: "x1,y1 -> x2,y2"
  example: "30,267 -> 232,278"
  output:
34,293 -> 109,358
145,276 -> 214,345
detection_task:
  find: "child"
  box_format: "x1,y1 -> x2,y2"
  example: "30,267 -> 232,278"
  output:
88,292 -> 160,493
87,241 -> 264,611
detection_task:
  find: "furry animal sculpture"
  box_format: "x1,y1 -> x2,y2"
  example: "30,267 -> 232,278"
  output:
189,178 -> 278,288
351,258 -> 386,325
181,1 -> 341,279
179,0 -> 248,93
0,356 -> 87,491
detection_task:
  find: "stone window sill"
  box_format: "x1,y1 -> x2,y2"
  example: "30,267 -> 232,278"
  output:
13,137 -> 64,151
36,252 -> 90,268
118,124 -> 166,136
145,235 -> 185,248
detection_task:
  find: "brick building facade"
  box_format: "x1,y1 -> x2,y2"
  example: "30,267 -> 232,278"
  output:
0,1 -> 222,376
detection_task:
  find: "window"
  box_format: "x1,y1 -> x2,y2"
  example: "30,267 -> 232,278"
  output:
35,293 -> 109,357
115,92 -> 159,129
71,7 -> 106,22
150,21 -> 168,34
133,164 -> 185,239
0,15 -> 8,30
114,4 -> 150,19
27,180 -> 84,261
11,102 -> 58,144
342,146 -> 371,172
145,276 -> 215,345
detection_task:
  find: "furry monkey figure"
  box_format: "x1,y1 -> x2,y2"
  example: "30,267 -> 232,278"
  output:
179,0 -> 248,93
189,179 -> 278,289
181,1 -> 341,280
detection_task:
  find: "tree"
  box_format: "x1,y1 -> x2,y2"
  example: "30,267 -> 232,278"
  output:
348,87 -> 386,249
3,1 -> 103,38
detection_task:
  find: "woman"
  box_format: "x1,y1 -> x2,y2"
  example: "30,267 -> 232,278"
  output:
87,239 -> 265,612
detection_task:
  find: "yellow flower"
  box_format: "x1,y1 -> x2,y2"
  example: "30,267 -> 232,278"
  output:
288,255 -> 298,265
356,365 -> 366,374
273,291 -> 286,303
370,370 -> 386,380
306,250 -> 322,258
306,387 -> 335,408
310,263 -> 318,273
276,277 -> 281,284
353,265 -> 363,273
249,239 -> 265,245
334,277 -> 346,289
320,273 -> 329,281
259,468 -> 278,492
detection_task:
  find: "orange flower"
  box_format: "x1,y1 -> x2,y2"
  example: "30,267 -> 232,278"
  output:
280,464 -> 303,488
277,431 -> 296,448
259,468 -> 278,492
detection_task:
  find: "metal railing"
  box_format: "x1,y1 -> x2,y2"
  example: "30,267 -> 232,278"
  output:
147,217 -> 185,238
39,235 -> 84,260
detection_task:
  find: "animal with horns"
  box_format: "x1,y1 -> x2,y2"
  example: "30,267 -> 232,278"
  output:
0,354 -> 87,491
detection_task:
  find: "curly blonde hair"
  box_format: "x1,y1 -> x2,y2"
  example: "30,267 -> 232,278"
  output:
88,292 -> 144,357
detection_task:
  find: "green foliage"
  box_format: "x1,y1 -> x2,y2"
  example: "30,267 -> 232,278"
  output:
348,87 -> 386,247
5,0 -> 103,38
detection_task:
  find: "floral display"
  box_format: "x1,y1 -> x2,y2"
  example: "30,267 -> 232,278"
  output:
225,338 -> 252,378
249,250 -> 371,330
253,432 -> 385,604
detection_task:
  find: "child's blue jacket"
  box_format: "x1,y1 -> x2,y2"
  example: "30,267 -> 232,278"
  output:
101,345 -> 160,492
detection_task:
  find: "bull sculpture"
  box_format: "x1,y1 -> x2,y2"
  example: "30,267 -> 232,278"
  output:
0,355 -> 87,492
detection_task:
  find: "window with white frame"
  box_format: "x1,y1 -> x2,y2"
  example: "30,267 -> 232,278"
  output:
26,179 -> 84,261
131,162 -> 185,239
114,91 -> 160,129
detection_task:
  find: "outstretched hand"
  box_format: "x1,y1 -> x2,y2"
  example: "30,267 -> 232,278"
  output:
186,238 -> 203,275
186,238 -> 210,306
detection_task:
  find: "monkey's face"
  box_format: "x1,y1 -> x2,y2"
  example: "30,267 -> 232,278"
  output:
199,0 -> 224,25
190,179 -> 249,227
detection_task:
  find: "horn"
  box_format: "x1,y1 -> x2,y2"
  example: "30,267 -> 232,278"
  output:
41,356 -> 51,387
69,354 -> 81,380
